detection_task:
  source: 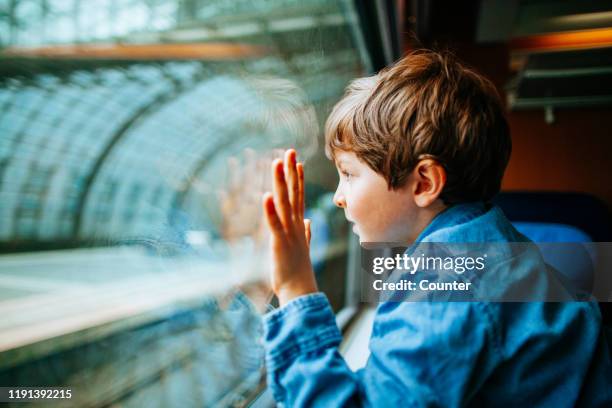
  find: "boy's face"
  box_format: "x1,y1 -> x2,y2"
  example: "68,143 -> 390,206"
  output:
332,151 -> 419,243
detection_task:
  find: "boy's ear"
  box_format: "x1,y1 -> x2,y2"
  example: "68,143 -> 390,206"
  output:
411,159 -> 446,208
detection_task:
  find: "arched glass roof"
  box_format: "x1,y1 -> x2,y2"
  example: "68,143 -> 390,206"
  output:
0,0 -> 366,250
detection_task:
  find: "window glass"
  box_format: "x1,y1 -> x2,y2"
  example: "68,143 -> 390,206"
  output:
0,0 -> 367,404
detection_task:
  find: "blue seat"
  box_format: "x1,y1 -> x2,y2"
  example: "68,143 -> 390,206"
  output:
493,192 -> 612,242
494,192 -> 612,325
512,221 -> 595,294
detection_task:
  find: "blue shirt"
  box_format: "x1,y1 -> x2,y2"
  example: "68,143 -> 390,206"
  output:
263,203 -> 611,407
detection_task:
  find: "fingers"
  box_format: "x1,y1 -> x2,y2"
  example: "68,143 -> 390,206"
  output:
272,159 -> 292,228
263,192 -> 285,236
267,149 -> 306,234
285,149 -> 300,222
297,162 -> 305,220
304,218 -> 311,247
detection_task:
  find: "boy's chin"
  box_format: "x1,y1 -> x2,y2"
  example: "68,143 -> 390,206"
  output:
352,224 -> 365,241
353,228 -> 371,244
354,229 -> 398,245
353,224 -> 377,242
352,225 -> 390,243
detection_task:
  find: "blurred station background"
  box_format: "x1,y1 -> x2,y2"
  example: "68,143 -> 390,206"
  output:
0,0 -> 611,407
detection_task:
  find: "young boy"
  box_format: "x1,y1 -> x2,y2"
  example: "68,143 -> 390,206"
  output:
261,50 -> 610,406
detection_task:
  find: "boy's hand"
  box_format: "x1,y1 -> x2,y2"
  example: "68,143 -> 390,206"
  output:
263,149 -> 317,307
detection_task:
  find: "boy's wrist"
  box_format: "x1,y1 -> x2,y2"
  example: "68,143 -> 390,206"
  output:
276,282 -> 318,307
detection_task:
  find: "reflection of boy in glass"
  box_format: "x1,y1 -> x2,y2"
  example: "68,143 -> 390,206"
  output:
261,50 -> 611,406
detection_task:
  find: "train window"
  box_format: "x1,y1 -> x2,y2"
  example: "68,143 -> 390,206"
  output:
0,0 -> 371,405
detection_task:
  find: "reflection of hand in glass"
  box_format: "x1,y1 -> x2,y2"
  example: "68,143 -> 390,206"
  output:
219,148 -> 284,247
218,148 -> 286,312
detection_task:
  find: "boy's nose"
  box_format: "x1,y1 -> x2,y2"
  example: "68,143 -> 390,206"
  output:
333,189 -> 346,208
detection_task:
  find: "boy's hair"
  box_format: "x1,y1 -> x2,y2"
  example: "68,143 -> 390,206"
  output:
325,49 -> 511,204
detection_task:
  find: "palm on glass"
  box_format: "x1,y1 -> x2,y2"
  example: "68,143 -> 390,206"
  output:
262,149 -> 317,306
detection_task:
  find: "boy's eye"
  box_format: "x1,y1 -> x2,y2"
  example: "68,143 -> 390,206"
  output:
341,170 -> 352,180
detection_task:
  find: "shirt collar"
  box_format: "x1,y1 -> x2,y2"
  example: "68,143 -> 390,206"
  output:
414,202 -> 488,243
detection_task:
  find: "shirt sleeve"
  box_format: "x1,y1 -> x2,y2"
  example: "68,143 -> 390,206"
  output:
262,293 -> 501,407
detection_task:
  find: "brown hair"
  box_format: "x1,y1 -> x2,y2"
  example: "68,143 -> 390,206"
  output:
325,49 -> 511,204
